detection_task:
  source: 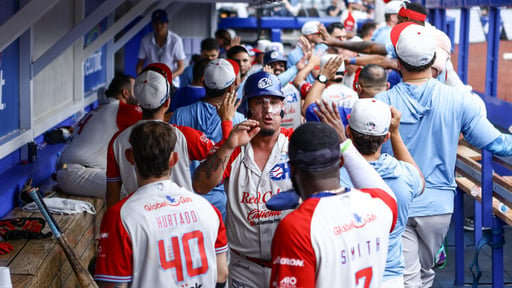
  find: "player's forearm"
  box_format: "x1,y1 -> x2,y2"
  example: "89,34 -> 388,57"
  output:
106,182 -> 122,209
330,40 -> 387,56
390,131 -> 425,192
347,55 -> 398,70
193,145 -> 233,194
136,59 -> 145,74
172,62 -> 185,78
98,281 -> 129,288
278,66 -> 298,85
341,139 -> 393,196
293,63 -> 315,89
216,252 -> 228,283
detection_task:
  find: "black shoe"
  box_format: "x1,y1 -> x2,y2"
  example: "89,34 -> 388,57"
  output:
464,216 -> 475,231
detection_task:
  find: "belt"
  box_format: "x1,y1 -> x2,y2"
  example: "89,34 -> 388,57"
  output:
231,249 -> 272,268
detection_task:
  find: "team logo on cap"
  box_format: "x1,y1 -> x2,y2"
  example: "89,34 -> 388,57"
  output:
258,77 -> 273,89
366,121 -> 377,132
271,51 -> 279,59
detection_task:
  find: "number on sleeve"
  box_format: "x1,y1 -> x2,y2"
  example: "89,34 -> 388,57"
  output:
158,230 -> 209,282
355,267 -> 373,288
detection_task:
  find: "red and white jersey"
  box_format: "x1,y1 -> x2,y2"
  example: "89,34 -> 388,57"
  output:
95,180 -> 228,286
281,83 -> 302,129
223,128 -> 294,260
271,189 -> 397,288
60,100 -> 141,168
321,83 -> 359,108
107,120 -> 217,197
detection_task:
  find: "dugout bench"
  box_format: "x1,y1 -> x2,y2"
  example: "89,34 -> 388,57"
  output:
454,142 -> 512,287
0,192 -> 104,287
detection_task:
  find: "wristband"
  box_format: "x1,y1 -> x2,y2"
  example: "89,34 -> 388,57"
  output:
340,139 -> 353,154
216,282 -> 227,288
349,57 -> 357,65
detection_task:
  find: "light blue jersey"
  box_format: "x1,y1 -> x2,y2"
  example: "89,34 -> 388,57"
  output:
375,79 -> 501,217
372,25 -> 392,46
340,153 -> 423,281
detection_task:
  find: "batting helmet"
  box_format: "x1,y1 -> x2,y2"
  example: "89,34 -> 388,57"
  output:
243,71 -> 283,99
241,71 -> 284,116
263,50 -> 287,66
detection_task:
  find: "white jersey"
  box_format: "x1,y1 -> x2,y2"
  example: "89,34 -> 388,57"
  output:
271,188 -> 398,288
60,100 -> 141,168
95,180 -> 228,286
107,120 -> 192,196
281,83 -> 302,129
321,83 -> 359,108
223,128 -> 294,260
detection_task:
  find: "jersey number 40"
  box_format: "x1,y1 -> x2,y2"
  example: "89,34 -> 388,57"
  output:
158,230 -> 209,281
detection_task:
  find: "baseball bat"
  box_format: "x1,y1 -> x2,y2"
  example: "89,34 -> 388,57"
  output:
27,188 -> 98,288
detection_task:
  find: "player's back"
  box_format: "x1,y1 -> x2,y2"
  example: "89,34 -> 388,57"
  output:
61,101 -> 140,168
272,189 -> 394,287
312,191 -> 392,287
108,120 -> 192,197
120,180 -> 225,287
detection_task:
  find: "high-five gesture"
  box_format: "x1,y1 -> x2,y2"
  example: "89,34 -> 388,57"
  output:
314,99 -> 347,142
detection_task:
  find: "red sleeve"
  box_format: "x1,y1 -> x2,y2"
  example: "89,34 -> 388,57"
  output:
116,102 -> 142,131
212,205 -> 228,254
271,199 -> 319,288
359,188 -> 398,233
221,120 -> 233,141
280,127 -> 294,139
173,125 -> 216,161
300,82 -> 312,100
94,198 -> 133,282
222,146 -> 242,180
106,131 -> 122,182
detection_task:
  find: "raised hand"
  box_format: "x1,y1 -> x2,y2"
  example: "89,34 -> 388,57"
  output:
318,23 -> 336,46
389,105 -> 401,134
217,90 -> 240,121
225,120 -> 260,150
314,99 -> 346,142
263,64 -> 273,74
319,55 -> 343,81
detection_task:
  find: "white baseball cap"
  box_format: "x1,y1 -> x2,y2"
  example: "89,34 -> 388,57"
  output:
265,42 -> 284,54
391,22 -> 435,67
256,39 -> 272,52
385,1 -> 403,14
349,99 -> 391,136
134,70 -> 169,110
302,21 -> 321,35
204,59 -> 236,90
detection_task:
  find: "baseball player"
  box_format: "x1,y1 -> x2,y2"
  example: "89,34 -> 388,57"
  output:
170,58 -> 245,219
375,23 -> 512,287
57,74 -> 141,198
193,71 -> 294,287
106,63 -> 236,208
271,122 -> 398,287
336,99 -> 424,287
95,121 -> 228,287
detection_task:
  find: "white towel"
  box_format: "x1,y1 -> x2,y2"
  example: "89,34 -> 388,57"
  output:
22,197 -> 96,215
